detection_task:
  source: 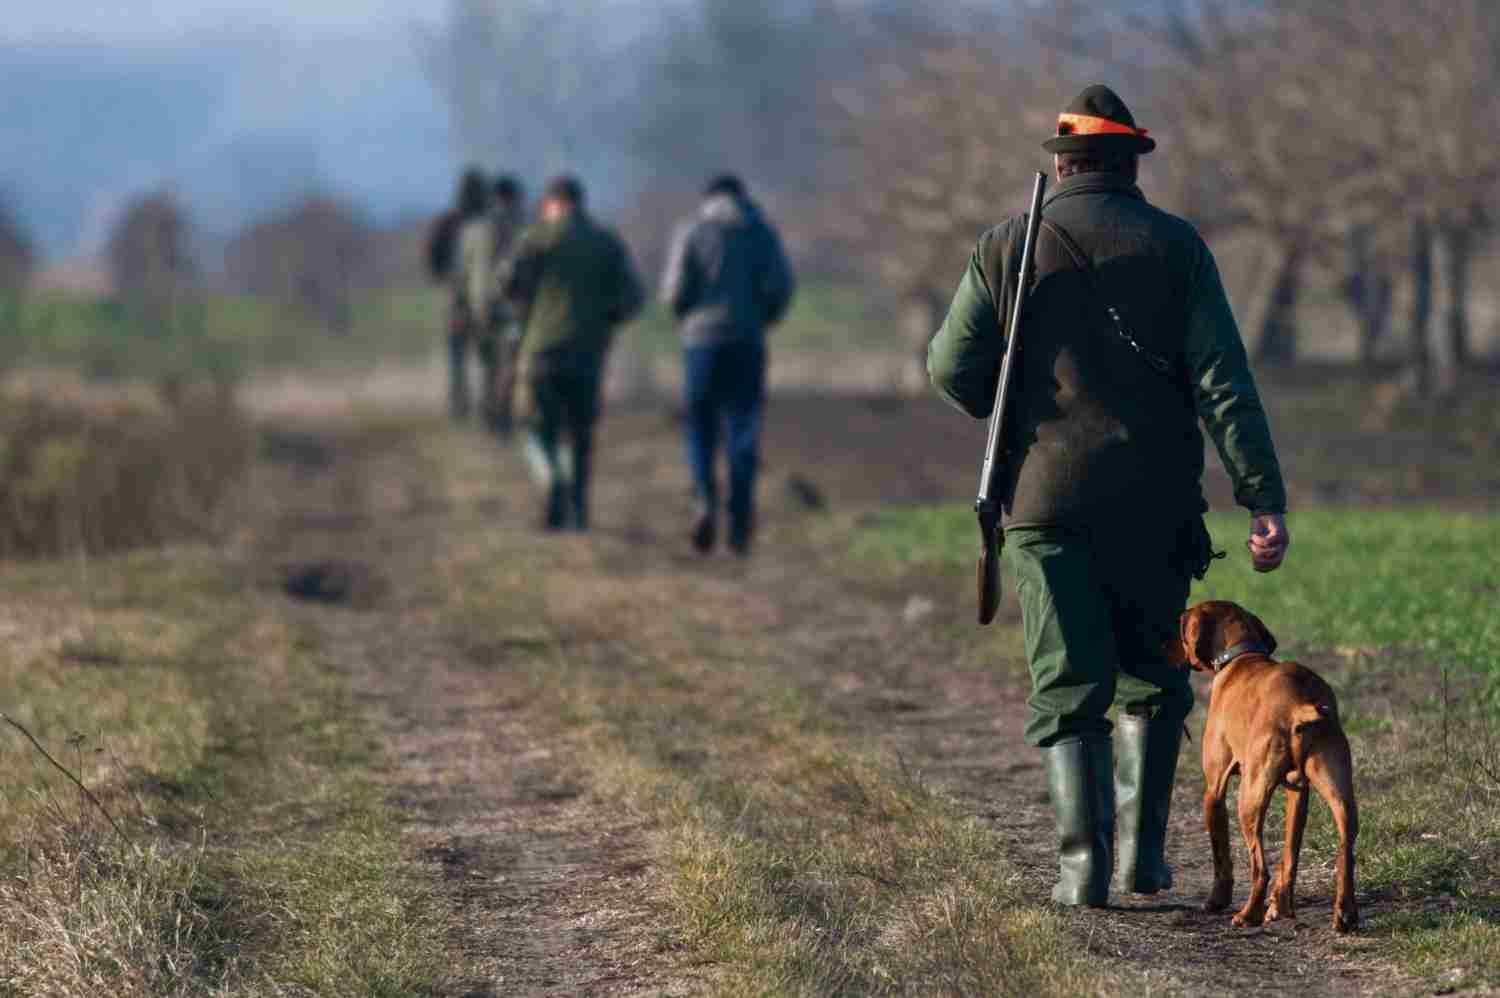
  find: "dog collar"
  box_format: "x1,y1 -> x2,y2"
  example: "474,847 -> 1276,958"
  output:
1209,642 -> 1270,670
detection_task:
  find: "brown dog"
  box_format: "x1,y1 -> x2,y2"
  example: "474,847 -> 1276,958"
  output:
1167,600 -> 1359,932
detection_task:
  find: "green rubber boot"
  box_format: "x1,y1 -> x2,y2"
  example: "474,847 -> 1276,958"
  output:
1042,735 -> 1114,907
1113,712 -> 1182,894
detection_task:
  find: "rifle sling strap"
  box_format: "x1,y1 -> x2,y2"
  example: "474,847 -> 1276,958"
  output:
1039,219 -> 1177,379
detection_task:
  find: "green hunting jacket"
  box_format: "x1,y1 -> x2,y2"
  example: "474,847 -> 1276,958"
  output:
503,212 -> 644,377
928,172 -> 1286,527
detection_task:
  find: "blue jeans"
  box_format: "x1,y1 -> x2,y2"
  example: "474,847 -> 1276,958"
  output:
683,341 -> 766,530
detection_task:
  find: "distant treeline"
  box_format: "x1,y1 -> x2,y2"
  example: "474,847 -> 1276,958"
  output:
6,0 -> 1496,384
421,0 -> 1500,378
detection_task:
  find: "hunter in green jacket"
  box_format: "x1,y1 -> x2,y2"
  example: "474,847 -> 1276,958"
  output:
503,175 -> 644,531
928,85 -> 1289,909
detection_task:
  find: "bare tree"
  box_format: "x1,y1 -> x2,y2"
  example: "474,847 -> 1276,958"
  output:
629,0 -> 846,190
828,11 -> 1072,362
106,191 -> 194,319
1340,225 -> 1397,368
225,197 -> 372,332
0,201 -> 34,296
416,0 -> 625,183
1144,0 -> 1500,376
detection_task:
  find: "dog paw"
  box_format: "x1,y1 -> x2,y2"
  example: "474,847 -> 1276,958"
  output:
1265,897 -> 1295,923
1333,908 -> 1360,934
1232,906 -> 1266,928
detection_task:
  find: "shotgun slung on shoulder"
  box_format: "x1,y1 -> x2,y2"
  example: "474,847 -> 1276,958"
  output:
975,171 -> 1047,625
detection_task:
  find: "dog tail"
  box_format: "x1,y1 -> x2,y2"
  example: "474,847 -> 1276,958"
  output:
1283,702 -> 1333,791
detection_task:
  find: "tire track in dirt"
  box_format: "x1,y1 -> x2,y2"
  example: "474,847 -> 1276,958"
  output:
249,400 -> 1416,996
252,416 -> 694,997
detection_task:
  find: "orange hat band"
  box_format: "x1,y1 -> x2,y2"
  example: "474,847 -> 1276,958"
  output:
1056,113 -> 1150,139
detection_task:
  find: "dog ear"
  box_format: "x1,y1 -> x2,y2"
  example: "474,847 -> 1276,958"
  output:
1170,605 -> 1216,673
1162,611 -> 1191,669
1248,610 -> 1279,657
1187,604 -> 1220,672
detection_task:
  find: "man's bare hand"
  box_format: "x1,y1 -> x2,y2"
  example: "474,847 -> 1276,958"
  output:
1247,514 -> 1289,573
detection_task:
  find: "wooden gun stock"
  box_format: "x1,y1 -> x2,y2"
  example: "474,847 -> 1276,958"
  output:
976,510 -> 1003,625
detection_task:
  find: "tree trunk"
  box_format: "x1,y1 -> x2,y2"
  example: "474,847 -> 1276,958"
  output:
1442,224 -> 1473,370
903,292 -> 946,378
1253,244 -> 1302,366
1408,217 -> 1434,395
1342,226 -> 1393,368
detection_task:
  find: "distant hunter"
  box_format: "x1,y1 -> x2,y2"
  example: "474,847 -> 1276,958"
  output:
502,175 -> 644,532
660,174 -> 795,556
927,85 -> 1289,907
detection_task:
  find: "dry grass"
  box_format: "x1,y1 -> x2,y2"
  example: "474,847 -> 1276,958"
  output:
0,385 -> 251,559
0,536 -> 445,995
0,833 -> 230,994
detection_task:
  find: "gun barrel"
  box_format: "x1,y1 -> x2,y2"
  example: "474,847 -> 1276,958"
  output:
976,171 -> 1048,506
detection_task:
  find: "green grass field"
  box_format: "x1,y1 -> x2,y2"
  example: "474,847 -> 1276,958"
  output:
854,508 -> 1500,697
0,548 -> 446,995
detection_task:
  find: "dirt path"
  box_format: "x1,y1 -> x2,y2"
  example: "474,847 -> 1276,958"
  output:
246,397 -> 1412,996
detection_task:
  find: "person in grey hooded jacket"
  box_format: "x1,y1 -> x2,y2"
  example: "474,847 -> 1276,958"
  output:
660,174 -> 795,555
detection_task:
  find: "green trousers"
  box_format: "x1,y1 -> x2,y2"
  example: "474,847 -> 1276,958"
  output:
1003,525 -> 1195,748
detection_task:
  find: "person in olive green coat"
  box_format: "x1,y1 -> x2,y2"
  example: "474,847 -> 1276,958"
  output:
442,167 -> 491,423
928,85 -> 1290,908
502,175 -> 644,531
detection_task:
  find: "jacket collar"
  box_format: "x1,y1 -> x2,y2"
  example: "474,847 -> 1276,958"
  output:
1044,171 -> 1146,209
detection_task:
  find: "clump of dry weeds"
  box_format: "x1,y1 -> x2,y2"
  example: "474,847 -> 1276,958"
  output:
0,821 -> 235,995
0,385 -> 251,559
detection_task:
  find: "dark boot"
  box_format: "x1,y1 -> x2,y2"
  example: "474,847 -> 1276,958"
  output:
726,503 -> 754,557
727,516 -> 753,556
690,498 -> 717,553
543,482 -> 568,531
1042,735 -> 1114,907
1113,712 -> 1182,894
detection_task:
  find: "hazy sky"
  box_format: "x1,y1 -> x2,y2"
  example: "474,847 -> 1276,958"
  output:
1,0 -> 449,43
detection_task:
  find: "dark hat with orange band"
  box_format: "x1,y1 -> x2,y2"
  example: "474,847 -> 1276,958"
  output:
1042,84 -> 1156,155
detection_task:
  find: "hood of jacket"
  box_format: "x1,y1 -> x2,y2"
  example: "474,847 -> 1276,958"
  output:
701,193 -> 755,226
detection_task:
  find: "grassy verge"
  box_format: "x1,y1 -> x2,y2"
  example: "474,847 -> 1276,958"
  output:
852,503 -> 1500,989
498,646 -> 1116,996
0,546 -> 445,996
